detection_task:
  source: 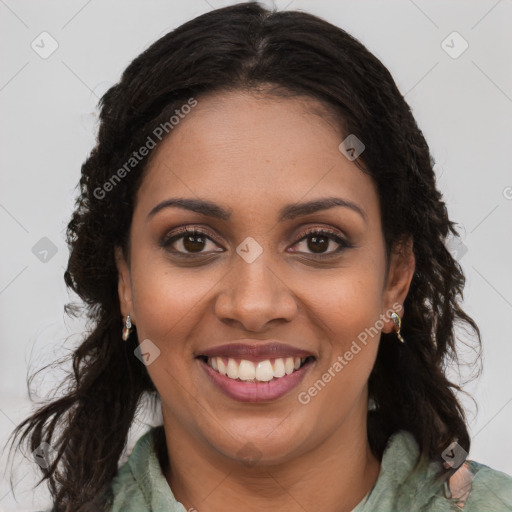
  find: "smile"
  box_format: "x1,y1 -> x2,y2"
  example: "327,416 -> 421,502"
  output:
199,356 -> 313,382
195,341 -> 316,402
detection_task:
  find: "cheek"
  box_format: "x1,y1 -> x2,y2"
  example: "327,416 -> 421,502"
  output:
296,280 -> 382,427
129,254 -> 216,345
126,254 -> 221,402
313,266 -> 386,346
303,260 -> 385,396
127,257 -> 213,418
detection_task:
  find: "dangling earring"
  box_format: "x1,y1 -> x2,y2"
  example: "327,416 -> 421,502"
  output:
391,312 -> 405,343
122,314 -> 132,341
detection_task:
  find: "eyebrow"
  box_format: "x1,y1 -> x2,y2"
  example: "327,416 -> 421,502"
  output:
146,196 -> 367,223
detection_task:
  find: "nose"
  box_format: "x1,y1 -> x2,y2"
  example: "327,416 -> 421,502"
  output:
214,253 -> 298,332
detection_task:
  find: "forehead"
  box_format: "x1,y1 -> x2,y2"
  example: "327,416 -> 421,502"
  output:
135,90 -> 379,222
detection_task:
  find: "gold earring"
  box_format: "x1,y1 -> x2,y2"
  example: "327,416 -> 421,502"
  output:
391,312 -> 405,343
122,314 -> 132,341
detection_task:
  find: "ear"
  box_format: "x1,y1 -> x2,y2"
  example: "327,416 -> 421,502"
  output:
381,237 -> 415,334
115,246 -> 136,323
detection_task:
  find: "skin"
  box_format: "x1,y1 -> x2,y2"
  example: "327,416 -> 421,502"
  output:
116,90 -> 415,512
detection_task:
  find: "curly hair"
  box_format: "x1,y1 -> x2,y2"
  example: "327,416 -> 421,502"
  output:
8,2 -> 481,510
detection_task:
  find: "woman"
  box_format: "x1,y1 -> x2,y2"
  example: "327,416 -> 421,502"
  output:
9,2 -> 512,511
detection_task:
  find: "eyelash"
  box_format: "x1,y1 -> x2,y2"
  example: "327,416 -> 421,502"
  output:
161,226 -> 350,258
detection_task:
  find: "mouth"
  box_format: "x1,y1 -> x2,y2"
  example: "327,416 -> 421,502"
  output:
196,355 -> 315,382
195,342 -> 316,402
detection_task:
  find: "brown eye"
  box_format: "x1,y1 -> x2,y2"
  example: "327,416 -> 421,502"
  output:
181,232 -> 207,252
291,229 -> 350,256
161,228 -> 223,255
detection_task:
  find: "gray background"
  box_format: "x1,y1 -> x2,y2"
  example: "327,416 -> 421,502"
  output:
1,0 -> 511,510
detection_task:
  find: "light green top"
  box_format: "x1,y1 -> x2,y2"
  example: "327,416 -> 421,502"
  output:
105,426 -> 512,511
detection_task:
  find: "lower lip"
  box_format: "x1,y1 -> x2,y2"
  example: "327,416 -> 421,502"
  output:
199,359 -> 314,402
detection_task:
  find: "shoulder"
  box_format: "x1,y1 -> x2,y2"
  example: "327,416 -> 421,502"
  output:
457,459 -> 512,511
354,430 -> 512,511
105,426 -> 183,511
105,428 -> 156,509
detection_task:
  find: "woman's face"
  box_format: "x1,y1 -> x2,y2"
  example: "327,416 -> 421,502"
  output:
116,90 -> 414,465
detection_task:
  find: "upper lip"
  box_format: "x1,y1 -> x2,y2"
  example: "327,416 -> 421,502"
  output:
196,341 -> 316,361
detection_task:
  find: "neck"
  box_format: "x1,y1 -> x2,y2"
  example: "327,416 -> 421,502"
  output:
161,406 -> 381,512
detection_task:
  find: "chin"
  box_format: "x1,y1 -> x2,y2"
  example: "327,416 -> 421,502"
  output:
206,419 -> 314,468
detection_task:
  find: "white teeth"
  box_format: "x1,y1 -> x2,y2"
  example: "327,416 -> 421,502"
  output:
206,356 -> 309,382
255,360 -> 274,381
238,359 -> 255,381
226,359 -> 238,379
273,358 -> 286,378
217,358 -> 227,376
